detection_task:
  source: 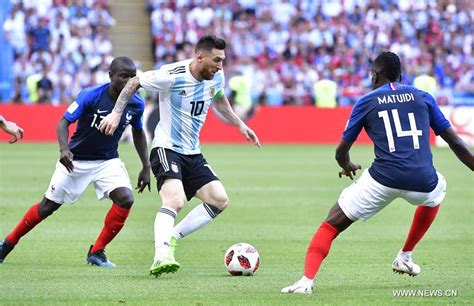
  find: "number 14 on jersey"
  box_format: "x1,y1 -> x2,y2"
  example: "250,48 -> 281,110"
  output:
378,109 -> 423,152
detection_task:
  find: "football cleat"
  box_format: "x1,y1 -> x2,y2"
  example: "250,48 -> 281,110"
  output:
0,239 -> 15,263
392,251 -> 420,277
149,249 -> 180,277
281,276 -> 314,294
86,245 -> 116,268
169,237 -> 178,257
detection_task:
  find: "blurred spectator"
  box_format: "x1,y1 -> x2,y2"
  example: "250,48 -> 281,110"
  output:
52,67 -> 73,104
29,16 -> 51,52
12,54 -> 34,103
456,66 -> 474,93
4,0 -> 115,104
314,76 -> 337,108
147,0 -> 473,106
188,2 -> 214,28
414,71 -> 438,96
3,2 -> 27,56
228,69 -> 253,121
26,72 -> 41,103
5,0 -> 473,106
37,65 -> 53,103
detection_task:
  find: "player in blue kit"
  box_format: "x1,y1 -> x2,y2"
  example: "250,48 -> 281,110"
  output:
97,36 -> 260,276
0,57 -> 151,267
282,51 -> 474,294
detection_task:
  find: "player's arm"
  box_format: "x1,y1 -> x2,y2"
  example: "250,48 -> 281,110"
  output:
439,127 -> 474,171
336,97 -> 367,179
426,93 -> 474,171
335,139 -> 361,180
213,94 -> 260,147
57,117 -> 74,172
98,76 -> 141,135
0,115 -> 24,144
131,127 -> 151,192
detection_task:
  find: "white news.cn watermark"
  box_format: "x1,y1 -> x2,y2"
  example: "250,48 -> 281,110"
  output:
393,289 -> 458,297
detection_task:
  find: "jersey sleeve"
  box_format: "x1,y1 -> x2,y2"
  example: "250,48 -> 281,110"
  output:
63,89 -> 92,122
214,70 -> 225,100
342,98 -> 368,142
138,69 -> 172,92
425,93 -> 451,135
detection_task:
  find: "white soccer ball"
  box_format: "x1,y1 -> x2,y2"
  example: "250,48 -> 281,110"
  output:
224,242 -> 260,276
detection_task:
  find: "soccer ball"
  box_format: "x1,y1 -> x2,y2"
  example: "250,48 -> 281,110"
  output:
224,242 -> 260,276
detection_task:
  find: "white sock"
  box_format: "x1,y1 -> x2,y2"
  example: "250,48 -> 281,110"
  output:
173,203 -> 220,239
154,206 -> 177,260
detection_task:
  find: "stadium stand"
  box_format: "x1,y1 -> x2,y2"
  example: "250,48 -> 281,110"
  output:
147,0 -> 473,106
2,0 -> 115,104
0,0 -> 472,106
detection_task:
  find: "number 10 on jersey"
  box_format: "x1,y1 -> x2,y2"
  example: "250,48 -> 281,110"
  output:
190,100 -> 204,116
378,109 -> 422,152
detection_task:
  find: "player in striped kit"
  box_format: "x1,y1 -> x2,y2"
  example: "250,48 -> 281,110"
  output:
98,36 -> 260,276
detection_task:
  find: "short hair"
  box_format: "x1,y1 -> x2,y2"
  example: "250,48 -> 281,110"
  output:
195,35 -> 226,53
373,51 -> 401,82
110,56 -> 135,72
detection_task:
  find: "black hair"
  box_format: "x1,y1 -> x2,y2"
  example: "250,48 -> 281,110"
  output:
110,56 -> 136,72
195,35 -> 226,53
373,51 -> 401,82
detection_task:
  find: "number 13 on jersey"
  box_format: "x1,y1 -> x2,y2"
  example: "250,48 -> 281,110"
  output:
378,109 -> 422,152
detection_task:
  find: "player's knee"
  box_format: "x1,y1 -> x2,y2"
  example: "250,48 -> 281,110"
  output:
161,196 -> 185,212
39,198 -> 61,218
211,193 -> 229,211
110,188 -> 135,209
115,193 -> 134,209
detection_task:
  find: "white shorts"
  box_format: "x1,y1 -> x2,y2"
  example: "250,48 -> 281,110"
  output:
45,158 -> 132,204
338,169 -> 446,221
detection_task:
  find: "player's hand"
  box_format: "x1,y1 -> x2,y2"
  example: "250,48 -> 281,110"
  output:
59,149 -> 74,173
239,124 -> 261,147
135,166 -> 151,193
97,111 -> 122,136
2,120 -> 24,143
338,162 -> 361,180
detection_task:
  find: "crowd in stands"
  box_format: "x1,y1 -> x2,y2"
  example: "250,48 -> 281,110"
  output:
3,0 -> 473,106
147,0 -> 473,106
3,0 -> 114,105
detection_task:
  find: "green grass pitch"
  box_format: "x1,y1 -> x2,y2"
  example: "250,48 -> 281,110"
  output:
0,143 -> 473,305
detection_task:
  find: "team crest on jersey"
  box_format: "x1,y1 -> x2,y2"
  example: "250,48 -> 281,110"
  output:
210,86 -> 215,97
123,112 -> 132,127
171,161 -> 179,173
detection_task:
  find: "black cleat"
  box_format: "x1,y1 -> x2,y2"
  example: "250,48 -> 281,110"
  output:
0,239 -> 15,263
86,245 -> 116,268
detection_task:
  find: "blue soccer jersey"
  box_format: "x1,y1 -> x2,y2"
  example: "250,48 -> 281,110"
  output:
64,83 -> 144,160
343,82 -> 451,192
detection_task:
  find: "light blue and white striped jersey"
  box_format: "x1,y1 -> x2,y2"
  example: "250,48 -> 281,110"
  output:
138,59 -> 225,155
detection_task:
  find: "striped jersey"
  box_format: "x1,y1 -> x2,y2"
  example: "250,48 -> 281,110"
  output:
138,59 -> 225,154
